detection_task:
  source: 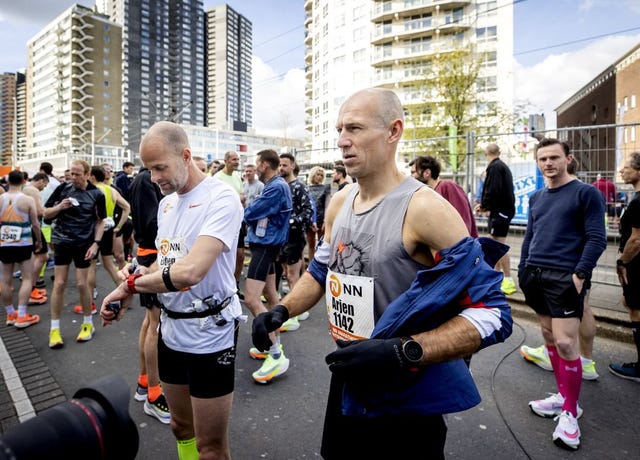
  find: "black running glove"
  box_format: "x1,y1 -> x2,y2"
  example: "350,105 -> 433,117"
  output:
325,338 -> 405,380
252,305 -> 290,351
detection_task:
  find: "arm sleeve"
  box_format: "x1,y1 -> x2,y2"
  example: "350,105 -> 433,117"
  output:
575,188 -> 607,275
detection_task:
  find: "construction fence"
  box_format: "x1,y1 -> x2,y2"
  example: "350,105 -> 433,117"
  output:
297,122 -> 640,288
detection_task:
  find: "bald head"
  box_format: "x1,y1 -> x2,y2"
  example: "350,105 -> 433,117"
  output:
486,143 -> 501,158
141,121 -> 190,157
343,88 -> 404,128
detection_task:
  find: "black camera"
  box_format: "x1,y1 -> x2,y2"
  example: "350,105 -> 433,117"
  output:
0,375 -> 138,460
106,301 -> 121,316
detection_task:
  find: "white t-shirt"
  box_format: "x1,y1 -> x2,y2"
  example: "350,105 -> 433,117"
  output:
156,176 -> 243,353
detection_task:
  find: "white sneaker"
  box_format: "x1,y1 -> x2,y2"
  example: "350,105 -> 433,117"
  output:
529,392 -> 583,419
553,410 -> 580,450
298,311 -> 310,321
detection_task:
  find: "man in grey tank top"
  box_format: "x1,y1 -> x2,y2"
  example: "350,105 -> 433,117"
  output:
251,88 -> 512,459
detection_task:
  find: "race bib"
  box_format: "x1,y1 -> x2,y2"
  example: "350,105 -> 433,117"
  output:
0,225 -> 22,243
156,236 -> 189,268
326,270 -> 374,341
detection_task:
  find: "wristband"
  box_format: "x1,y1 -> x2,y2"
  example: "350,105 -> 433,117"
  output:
127,273 -> 142,294
94,240 -> 101,244
162,266 -> 180,292
617,258 -> 627,267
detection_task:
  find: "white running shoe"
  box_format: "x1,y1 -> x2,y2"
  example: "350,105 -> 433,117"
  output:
529,392 -> 583,419
553,410 -> 580,450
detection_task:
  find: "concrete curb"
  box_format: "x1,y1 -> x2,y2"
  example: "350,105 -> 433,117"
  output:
508,295 -> 634,345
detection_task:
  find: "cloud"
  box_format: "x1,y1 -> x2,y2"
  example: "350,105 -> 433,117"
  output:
0,1 -> 70,26
514,34 -> 640,128
252,56 -> 307,140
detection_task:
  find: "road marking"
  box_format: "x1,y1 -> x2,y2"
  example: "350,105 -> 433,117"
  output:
0,335 -> 35,422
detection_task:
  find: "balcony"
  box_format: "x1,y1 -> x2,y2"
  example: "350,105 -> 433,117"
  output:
305,46 -> 313,64
371,15 -> 472,45
371,38 -> 470,66
371,0 -> 471,22
372,64 -> 432,86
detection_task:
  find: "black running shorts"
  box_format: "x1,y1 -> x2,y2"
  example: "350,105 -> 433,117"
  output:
519,266 -> 585,319
54,242 -> 94,269
158,337 -> 235,398
246,244 -> 280,281
0,246 -> 34,264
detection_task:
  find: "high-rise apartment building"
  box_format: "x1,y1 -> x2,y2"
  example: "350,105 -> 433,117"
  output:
25,4 -> 123,170
0,72 -> 17,166
303,0 -> 513,161
206,4 -> 253,131
15,72 -> 27,161
100,0 -> 205,155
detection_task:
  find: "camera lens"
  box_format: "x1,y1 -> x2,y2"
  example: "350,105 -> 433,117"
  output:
0,375 -> 138,460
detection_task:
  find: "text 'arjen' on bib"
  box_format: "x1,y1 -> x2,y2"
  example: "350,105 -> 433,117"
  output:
325,270 -> 374,341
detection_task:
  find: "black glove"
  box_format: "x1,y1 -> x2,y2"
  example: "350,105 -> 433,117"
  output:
252,305 -> 290,351
325,338 -> 405,380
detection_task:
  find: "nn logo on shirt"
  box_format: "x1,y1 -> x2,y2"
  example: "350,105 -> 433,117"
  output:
159,238 -> 181,256
329,274 -> 362,298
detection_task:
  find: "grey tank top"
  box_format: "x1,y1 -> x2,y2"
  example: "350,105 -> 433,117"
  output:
329,177 -> 428,322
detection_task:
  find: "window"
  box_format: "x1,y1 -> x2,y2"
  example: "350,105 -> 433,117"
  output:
353,26 -> 366,41
477,26 -> 497,42
632,94 -> 637,109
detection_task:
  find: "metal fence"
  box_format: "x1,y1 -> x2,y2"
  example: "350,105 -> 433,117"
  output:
298,122 -> 640,288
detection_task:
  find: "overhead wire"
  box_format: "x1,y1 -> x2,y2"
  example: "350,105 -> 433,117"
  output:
515,26 -> 640,57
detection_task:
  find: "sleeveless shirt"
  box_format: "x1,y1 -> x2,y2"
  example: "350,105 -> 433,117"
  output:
327,177 -> 426,338
96,183 -> 116,217
0,192 -> 33,247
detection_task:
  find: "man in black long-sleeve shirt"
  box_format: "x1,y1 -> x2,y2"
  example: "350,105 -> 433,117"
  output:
475,143 -> 515,294
518,139 -> 606,450
127,167 -> 170,424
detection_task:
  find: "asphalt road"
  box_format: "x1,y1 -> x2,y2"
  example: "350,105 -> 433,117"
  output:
11,265 -> 640,459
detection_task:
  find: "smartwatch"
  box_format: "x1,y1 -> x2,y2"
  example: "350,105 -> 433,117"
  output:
616,259 -> 627,267
574,271 -> 586,280
127,273 -> 143,294
400,336 -> 423,365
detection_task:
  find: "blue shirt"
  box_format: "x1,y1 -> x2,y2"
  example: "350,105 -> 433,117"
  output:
519,179 -> 607,277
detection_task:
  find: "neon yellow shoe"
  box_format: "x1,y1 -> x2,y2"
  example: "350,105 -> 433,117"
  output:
520,344 -> 552,371
252,352 -> 289,384
76,323 -> 94,342
501,277 -> 517,295
279,316 -> 300,332
581,359 -> 599,381
49,328 -> 64,349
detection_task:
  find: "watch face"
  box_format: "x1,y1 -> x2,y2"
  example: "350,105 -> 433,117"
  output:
404,340 -> 423,363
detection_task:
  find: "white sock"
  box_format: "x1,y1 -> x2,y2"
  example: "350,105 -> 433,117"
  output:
18,305 -> 27,317
84,316 -> 93,325
51,319 -> 60,330
269,337 -> 281,358
5,305 -> 15,315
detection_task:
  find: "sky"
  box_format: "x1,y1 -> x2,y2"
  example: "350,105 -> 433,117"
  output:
1,0 -> 640,137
